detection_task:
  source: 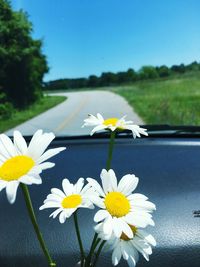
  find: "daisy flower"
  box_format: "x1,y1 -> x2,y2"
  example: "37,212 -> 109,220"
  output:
87,169 -> 156,240
107,225 -> 156,267
82,113 -> 148,138
40,178 -> 96,223
0,130 -> 66,204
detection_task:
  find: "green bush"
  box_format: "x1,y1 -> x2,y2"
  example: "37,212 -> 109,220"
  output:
0,91 -> 14,119
0,102 -> 14,119
0,0 -> 48,108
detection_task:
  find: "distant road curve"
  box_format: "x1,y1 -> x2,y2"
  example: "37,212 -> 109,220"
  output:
6,90 -> 144,136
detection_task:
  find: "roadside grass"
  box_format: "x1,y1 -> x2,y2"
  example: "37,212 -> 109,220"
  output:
43,72 -> 200,126
112,75 -> 200,125
0,95 -> 66,132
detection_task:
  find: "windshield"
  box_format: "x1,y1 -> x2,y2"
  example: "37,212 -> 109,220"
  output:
1,0 -> 200,136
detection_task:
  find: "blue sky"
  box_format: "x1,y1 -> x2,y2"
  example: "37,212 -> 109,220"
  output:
11,0 -> 200,81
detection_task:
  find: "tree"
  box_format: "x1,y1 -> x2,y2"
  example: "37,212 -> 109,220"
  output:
87,75 -> 99,87
171,63 -> 185,74
126,68 -> 138,82
156,65 -> 170,77
0,0 -> 48,108
186,61 -> 200,71
99,72 -> 117,86
138,66 -> 159,80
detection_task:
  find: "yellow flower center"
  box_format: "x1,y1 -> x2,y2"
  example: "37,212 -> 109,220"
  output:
103,118 -> 119,127
120,225 -> 137,241
0,155 -> 35,181
104,192 -> 130,217
61,194 -> 82,209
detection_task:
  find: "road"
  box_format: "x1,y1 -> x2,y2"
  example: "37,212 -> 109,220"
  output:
6,90 -> 144,136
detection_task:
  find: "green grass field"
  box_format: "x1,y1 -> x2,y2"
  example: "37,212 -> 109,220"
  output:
0,95 -> 66,132
112,74 -> 200,125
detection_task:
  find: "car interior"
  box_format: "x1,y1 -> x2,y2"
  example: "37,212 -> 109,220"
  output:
1,1 -> 200,267
0,129 -> 200,267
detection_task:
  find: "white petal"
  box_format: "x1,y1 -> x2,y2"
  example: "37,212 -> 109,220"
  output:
45,194 -> 62,203
80,183 -> 91,195
83,114 -> 102,126
126,125 -> 148,138
94,222 -> 103,234
108,169 -> 118,191
103,217 -> 113,235
39,202 -> 61,210
96,222 -> 113,240
118,219 -> 133,239
13,131 -> 28,154
119,115 -> 127,120
129,242 -> 139,263
0,180 -> 7,191
29,166 -> 42,175
112,243 -> 122,266
94,209 -> 109,222
118,175 -> 139,196
128,193 -> 148,201
74,178 -> 84,194
100,169 -> 118,193
113,218 -> 123,238
90,125 -> 107,135
89,195 -> 105,208
87,178 -> 105,197
127,254 -> 137,267
124,120 -> 133,124
134,126 -> 148,136
27,129 -> 43,151
80,198 -> 94,209
137,229 -> 156,246
19,175 -> 35,185
81,184 -> 97,198
6,181 -> 19,204
121,241 -> 130,260
126,242 -> 139,264
0,134 -> 17,157
136,238 -> 152,256
97,113 -> 104,122
30,175 -> 42,185
110,126 -> 116,131
49,207 -> 63,218
100,169 -> 111,193
0,154 -> 7,164
38,162 -> 55,170
20,174 -> 42,185
132,239 -> 151,260
27,132 -> 55,160
125,212 -> 154,228
59,211 -> 67,223
51,188 -> 66,198
62,179 -> 73,195
37,147 -> 66,164
131,200 -> 156,212
65,208 -> 76,218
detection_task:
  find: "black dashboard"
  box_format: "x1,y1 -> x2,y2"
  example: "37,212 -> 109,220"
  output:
0,136 -> 200,267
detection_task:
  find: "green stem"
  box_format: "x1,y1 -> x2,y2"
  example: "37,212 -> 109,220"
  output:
106,130 -> 116,170
92,241 -> 106,267
87,131 -> 116,266
21,184 -> 56,267
86,233 -> 101,266
73,211 -> 85,266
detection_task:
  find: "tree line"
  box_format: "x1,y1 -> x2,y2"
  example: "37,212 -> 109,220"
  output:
0,0 -> 48,119
45,61 -> 200,91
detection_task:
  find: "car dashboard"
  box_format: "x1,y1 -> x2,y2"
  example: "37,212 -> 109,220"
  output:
0,135 -> 200,267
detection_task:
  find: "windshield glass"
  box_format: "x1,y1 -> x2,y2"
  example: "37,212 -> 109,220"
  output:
1,0 -> 200,136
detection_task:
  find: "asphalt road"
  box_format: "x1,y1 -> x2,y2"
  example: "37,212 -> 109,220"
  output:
6,90 -> 144,136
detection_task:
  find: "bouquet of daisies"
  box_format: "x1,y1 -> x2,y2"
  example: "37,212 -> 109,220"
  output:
0,114 -> 156,267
